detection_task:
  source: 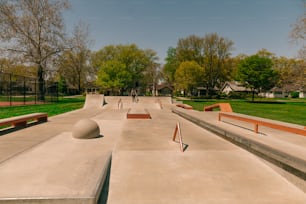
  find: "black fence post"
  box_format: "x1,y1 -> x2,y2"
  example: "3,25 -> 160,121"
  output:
9,73 -> 12,106
23,76 -> 26,105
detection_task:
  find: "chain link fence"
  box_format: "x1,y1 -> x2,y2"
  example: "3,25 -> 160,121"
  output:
0,72 -> 58,106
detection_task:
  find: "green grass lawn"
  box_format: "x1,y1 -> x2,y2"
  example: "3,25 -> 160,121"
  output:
0,96 -> 85,119
1,96 -> 305,126
182,99 -> 306,126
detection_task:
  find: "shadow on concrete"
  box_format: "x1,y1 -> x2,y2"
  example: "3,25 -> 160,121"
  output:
222,121 -> 267,136
0,121 -> 47,136
97,159 -> 111,204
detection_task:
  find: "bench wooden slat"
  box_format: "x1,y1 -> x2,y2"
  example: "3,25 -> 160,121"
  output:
218,112 -> 306,137
0,113 -> 48,128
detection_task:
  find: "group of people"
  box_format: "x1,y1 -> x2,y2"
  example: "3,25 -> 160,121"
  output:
130,89 -> 138,102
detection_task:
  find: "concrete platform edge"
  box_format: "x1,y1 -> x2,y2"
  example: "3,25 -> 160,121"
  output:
0,151 -> 112,204
172,108 -> 306,181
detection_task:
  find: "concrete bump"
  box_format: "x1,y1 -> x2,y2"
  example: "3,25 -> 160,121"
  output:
72,119 -> 100,139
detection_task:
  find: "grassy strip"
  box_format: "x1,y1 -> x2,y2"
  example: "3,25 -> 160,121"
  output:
182,99 -> 306,126
0,97 -> 85,119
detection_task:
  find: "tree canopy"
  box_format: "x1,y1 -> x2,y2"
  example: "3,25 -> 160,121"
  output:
93,44 -> 159,95
237,55 -> 278,101
57,22 -> 92,94
174,61 -> 205,96
163,33 -> 234,96
0,0 -> 69,99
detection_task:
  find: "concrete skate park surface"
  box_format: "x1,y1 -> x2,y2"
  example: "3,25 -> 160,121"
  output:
0,94 -> 305,203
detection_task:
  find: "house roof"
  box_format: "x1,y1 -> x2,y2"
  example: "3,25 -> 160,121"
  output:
221,81 -> 252,92
156,84 -> 174,91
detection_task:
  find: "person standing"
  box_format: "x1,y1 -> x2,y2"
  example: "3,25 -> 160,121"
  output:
131,89 -> 136,102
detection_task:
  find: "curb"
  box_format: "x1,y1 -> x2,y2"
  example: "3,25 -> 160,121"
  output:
172,108 -> 306,181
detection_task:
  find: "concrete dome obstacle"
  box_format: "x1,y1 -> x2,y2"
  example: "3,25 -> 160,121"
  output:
72,119 -> 100,139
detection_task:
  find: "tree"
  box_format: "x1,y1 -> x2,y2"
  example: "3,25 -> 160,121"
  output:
290,2 -> 305,60
162,47 -> 179,85
0,0 -> 69,100
176,35 -> 205,64
175,33 -> 234,96
93,44 -> 159,95
174,61 -> 205,96
96,60 -> 131,95
142,49 -> 160,96
0,57 -> 36,77
202,33 -> 234,96
273,57 -> 299,92
237,55 -> 278,101
57,22 -> 92,94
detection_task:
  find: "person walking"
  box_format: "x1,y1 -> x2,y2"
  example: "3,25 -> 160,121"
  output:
131,89 -> 137,102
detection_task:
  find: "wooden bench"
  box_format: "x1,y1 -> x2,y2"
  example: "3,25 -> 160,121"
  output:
0,113 -> 48,128
204,103 -> 233,112
176,104 -> 193,110
218,112 -> 306,137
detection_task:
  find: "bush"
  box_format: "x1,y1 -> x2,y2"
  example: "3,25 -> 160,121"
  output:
228,92 -> 247,99
290,92 -> 299,98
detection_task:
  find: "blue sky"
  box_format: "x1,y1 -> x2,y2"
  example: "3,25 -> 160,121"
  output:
64,0 -> 304,63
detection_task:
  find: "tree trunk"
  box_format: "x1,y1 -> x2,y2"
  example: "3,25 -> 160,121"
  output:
38,64 -> 45,101
252,89 -> 255,102
206,84 -> 209,97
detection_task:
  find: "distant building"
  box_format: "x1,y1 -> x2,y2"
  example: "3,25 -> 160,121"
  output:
258,87 -> 289,98
155,84 -> 174,96
299,90 -> 306,98
221,81 -> 252,95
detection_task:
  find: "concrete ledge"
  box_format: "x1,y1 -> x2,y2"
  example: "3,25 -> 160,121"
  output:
0,133 -> 112,204
175,103 -> 193,109
172,108 -> 306,181
127,108 -> 151,119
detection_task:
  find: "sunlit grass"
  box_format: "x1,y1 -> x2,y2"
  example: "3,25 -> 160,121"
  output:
0,96 -> 85,119
182,99 -> 306,126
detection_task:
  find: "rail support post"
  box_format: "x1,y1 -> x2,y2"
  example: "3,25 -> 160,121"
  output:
172,122 -> 184,152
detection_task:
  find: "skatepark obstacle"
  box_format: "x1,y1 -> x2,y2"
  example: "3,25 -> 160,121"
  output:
127,108 -> 151,119
72,119 -> 100,139
0,112 -> 48,128
204,103 -> 233,112
172,122 -> 184,152
83,94 -> 104,109
218,112 -> 306,136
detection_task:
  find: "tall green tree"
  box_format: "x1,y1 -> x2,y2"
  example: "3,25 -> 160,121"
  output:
174,61 -> 205,96
202,33 -> 234,96
96,60 -> 131,95
174,33 -> 234,96
237,55 -> 278,101
176,35 -> 205,64
162,47 -> 178,85
142,49 -> 160,96
0,0 -> 69,100
93,44 -> 159,94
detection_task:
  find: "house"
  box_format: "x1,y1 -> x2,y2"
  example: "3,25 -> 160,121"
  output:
221,81 -> 252,95
155,84 -> 174,96
299,90 -> 306,98
259,87 -> 289,98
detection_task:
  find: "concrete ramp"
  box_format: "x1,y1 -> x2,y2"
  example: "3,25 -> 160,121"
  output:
0,133 -> 111,204
104,96 -> 170,110
83,94 -> 104,109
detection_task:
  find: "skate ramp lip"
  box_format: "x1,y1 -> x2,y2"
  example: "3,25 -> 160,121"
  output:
83,94 -> 104,109
103,96 -> 172,110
